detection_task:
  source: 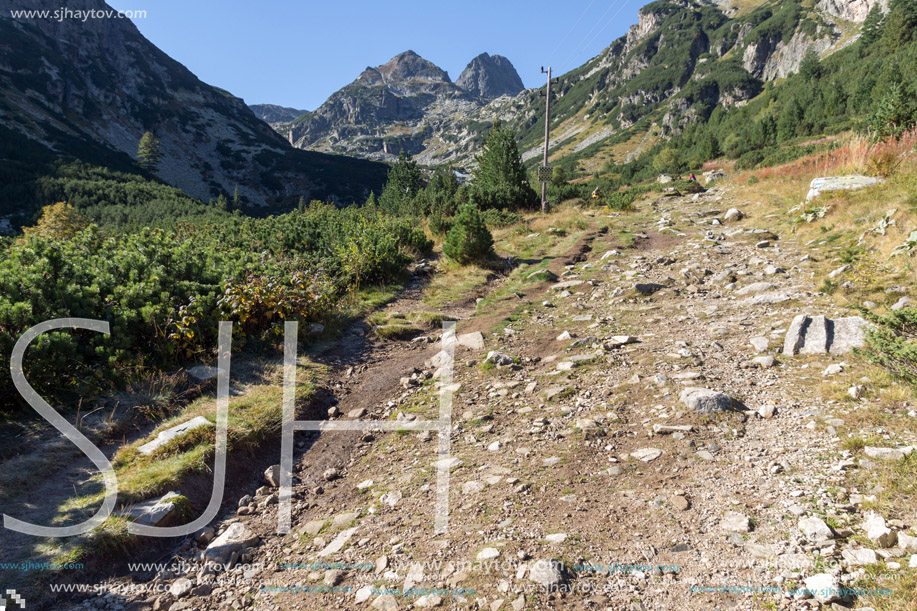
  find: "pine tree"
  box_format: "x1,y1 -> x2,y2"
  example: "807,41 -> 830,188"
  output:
443,200 -> 494,265
232,186 -> 240,210
867,82 -> 915,141
136,131 -> 163,172
379,151 -> 423,215
473,121 -> 537,210
860,4 -> 885,47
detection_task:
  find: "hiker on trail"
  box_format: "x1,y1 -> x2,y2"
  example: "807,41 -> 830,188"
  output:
688,172 -> 697,182
592,187 -> 601,200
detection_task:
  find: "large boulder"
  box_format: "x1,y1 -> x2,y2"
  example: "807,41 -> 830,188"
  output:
806,175 -> 883,201
782,314 -> 873,356
679,388 -> 736,414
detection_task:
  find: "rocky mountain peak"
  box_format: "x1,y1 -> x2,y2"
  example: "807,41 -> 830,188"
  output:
455,52 -> 525,100
379,50 -> 451,83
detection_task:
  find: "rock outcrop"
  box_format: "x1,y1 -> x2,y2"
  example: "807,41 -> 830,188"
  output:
782,314 -> 873,356
455,53 -> 525,100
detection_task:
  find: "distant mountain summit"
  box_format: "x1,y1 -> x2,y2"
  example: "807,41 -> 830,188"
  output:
281,50 -> 483,161
250,104 -> 307,124
456,53 -> 524,100
358,50 -> 453,93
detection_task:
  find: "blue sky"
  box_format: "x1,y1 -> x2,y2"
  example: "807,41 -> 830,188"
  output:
110,0 -> 642,111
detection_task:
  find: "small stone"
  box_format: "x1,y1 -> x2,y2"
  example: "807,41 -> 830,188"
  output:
823,363 -> 844,375
545,533 -> 567,544
799,517 -> 834,542
355,586 -> 373,604
631,447 -> 663,462
264,465 -> 281,487
897,532 -> 917,553
477,547 -> 500,560
803,573 -> 841,604
528,559 -> 565,587
169,578 -> 193,598
371,594 -> 399,610
757,404 -> 776,419
670,495 -> 690,511
323,468 -> 341,481
749,337 -> 769,352
752,356 -> 776,368
842,548 -> 878,566
863,512 -> 896,548
720,511 -> 750,533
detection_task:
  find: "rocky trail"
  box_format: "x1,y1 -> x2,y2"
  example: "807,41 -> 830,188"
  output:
61,187 -> 917,611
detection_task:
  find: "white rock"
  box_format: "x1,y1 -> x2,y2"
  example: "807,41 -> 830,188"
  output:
138,416 -> 214,455
169,577 -> 193,598
798,517 -> 833,542
720,511 -> 750,533
477,547 -> 500,560
749,337 -> 769,352
355,585 -> 373,604
545,533 -> 567,544
204,522 -> 259,563
528,559 -> 565,587
456,332 -> 485,350
863,512 -> 896,548
371,594 -> 399,610
864,446 -> 904,461
802,573 -> 841,603
897,532 -> 917,553
842,547 -> 877,565
631,447 -> 663,462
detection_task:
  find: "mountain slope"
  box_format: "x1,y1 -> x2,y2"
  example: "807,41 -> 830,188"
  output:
0,0 -> 387,214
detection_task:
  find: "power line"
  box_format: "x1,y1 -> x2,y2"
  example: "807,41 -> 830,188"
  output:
564,0 -> 624,67
579,0 -> 634,60
550,0 -> 598,59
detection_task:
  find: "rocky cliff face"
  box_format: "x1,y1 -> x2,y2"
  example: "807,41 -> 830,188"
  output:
816,0 -> 888,22
455,53 -> 525,100
0,0 -> 385,206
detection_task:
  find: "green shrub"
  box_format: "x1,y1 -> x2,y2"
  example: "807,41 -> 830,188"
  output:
855,307 -> 917,388
443,202 -> 495,265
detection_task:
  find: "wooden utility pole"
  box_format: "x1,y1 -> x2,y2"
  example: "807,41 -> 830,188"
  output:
540,66 -> 552,213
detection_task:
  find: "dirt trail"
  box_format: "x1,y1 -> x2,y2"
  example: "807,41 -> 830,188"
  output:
38,192 -> 917,611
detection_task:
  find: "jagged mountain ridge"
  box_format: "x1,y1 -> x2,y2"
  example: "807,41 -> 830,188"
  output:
250,104 -> 307,124
259,50 -> 525,163
260,0 -> 886,170
0,0 -> 387,210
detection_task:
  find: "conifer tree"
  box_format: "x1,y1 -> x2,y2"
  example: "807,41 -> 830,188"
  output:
136,131 -> 163,172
